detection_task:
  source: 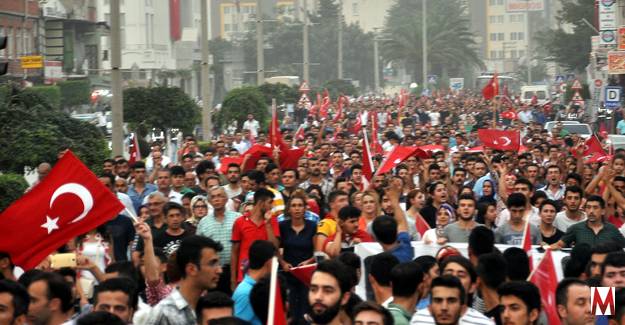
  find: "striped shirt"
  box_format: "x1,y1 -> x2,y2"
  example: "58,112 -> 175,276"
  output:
196,210 -> 241,264
410,307 -> 494,325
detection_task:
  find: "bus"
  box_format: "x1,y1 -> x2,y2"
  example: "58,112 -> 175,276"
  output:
475,74 -> 521,96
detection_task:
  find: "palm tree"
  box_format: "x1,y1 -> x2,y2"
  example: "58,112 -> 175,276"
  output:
382,0 -> 484,83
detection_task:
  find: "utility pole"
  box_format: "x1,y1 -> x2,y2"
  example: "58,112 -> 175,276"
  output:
373,36 -> 380,92
422,0 -> 427,89
201,0 -> 212,140
303,0 -> 310,82
111,0 -> 124,156
526,2 -> 531,85
256,0 -> 265,85
337,0 -> 343,80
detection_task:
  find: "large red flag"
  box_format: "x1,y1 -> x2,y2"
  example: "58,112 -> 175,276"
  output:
128,133 -> 141,165
528,249 -> 561,325
482,73 -> 499,100
279,147 -> 305,170
370,112 -> 384,155
582,135 -> 606,157
268,257 -> 288,325
376,146 -> 428,175
218,156 -> 243,175
0,151 -> 124,270
478,129 -> 520,151
333,95 -> 345,122
269,102 -> 288,152
319,89 -> 330,119
241,144 -> 273,171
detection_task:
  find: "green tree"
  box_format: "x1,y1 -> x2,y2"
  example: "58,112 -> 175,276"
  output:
124,86 -> 200,137
258,83 -> 299,106
216,86 -> 267,131
382,0 -> 484,83
58,80 -> 91,109
23,86 -> 61,110
535,0 -> 594,72
0,84 -> 108,174
0,174 -> 29,212
321,79 -> 358,98
240,0 -> 375,89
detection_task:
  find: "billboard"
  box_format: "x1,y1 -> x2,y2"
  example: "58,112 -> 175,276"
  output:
608,51 -> 625,74
505,0 -> 544,12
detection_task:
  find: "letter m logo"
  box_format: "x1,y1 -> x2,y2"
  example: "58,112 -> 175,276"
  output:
591,287 -> 615,315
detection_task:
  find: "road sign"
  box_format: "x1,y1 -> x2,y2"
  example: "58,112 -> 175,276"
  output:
299,81 -> 310,93
427,75 -> 438,84
606,86 -> 622,109
595,79 -> 603,87
555,75 -> 564,83
20,55 -> 43,69
449,78 -> 464,91
571,80 -> 583,90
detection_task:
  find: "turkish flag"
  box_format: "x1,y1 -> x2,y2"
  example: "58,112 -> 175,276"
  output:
242,144 -> 273,171
501,110 -> 518,120
295,125 -> 306,140
528,250 -> 561,325
290,263 -> 317,286
269,103 -> 288,152
582,135 -> 606,157
370,113 -> 384,155
482,73 -> 499,100
418,144 -> 444,153
349,114 -> 362,134
376,146 -> 428,175
478,129 -> 520,151
279,148 -> 304,170
218,156 -> 243,175
521,219 -> 534,271
415,215 -> 431,237
0,151 -> 124,270
333,95 -> 345,122
128,133 -> 141,165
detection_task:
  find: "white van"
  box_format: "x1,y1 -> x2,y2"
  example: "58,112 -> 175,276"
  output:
521,85 -> 550,105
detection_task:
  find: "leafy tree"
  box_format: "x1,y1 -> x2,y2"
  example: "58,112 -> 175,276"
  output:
239,0 -> 375,89
0,84 -> 108,174
0,174 -> 29,212
321,79 -> 358,98
58,80 -> 91,109
216,86 -> 268,131
124,86 -> 200,138
382,0 -> 484,83
258,83 -> 299,106
22,86 -> 61,110
535,0 -> 594,72
514,62 -> 550,84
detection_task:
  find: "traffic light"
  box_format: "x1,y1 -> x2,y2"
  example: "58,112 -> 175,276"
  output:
0,36 -> 7,76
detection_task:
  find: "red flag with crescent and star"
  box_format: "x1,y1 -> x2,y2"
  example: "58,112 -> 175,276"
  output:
0,151 -> 124,270
128,133 -> 141,165
477,129 -> 520,151
482,73 -> 499,100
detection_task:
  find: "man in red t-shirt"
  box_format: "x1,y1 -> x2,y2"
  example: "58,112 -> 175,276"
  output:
324,206 -> 372,257
231,188 -> 280,290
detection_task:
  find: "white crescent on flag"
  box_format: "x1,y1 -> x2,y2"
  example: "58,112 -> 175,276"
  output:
49,183 -> 94,224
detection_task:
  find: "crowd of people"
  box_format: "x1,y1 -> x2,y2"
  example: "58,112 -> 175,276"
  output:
4,91 -> 625,325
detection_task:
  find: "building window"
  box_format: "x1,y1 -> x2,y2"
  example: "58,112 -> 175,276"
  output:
498,33 -> 504,41
489,0 -> 496,5
497,0 -> 504,4
224,6 -> 231,14
511,32 -> 517,40
0,27 -> 4,57
490,33 -> 497,41
352,2 -> 359,16
499,50 -> 505,58
490,50 -> 497,58
489,16 -> 496,23
511,50 -> 518,58
225,23 -> 231,32
517,32 -> 524,40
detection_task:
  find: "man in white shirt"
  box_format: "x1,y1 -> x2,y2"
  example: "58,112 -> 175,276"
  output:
553,186 -> 586,232
242,114 -> 260,138
145,145 -> 172,174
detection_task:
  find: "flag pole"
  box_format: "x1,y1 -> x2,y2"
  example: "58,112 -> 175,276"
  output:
267,256 -> 279,324
124,207 -> 139,224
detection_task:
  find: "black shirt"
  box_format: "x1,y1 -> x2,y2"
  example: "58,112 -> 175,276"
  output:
105,215 -> 135,262
153,230 -> 191,256
420,205 -> 438,228
279,219 -> 316,266
540,228 -> 564,245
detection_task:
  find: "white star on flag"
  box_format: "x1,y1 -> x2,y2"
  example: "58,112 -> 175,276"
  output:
41,216 -> 59,234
